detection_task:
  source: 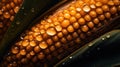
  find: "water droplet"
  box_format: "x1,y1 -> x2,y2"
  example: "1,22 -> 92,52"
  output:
106,35 -> 110,38
69,56 -> 72,59
83,5 -> 91,12
31,8 -> 35,12
47,27 -> 56,36
88,43 -> 93,47
101,37 -> 105,40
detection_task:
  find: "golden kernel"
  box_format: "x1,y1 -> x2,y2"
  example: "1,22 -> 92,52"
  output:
14,6 -> 20,13
70,10 -> 76,16
89,11 -> 97,18
80,33 -> 86,39
87,21 -> 94,29
75,38 -> 81,44
30,51 -> 35,56
98,14 -> 105,20
64,13 -> 71,19
104,12 -> 111,19
61,37 -> 67,44
46,38 -> 53,45
10,2 -> 15,8
11,46 -> 19,54
46,27 -> 56,36
101,0 -> 108,4
38,52 -> 45,60
57,32 -> 63,38
9,9 -> 15,15
22,40 -> 29,47
67,25 -> 74,33
58,16 -> 64,22
78,18 -> 86,25
102,5 -> 109,12
73,22 -> 80,29
26,45 -> 33,52
20,49 -> 26,55
50,46 -> 55,52
81,25 -> 89,32
55,25 -> 62,32
55,42 -> 61,48
3,12 -> 10,18
70,16 -> 76,23
96,8 -> 103,14
75,13 -> 81,19
30,41 -> 36,47
39,42 -> 48,49
44,49 -> 50,54
66,35 -> 72,41
95,2 -> 102,7
93,18 -> 99,24
72,32 -> 78,38
83,5 -> 91,12
108,1 -> 114,6
34,46 -> 41,53
52,36 -> 58,42
61,20 -> 70,28
84,14 -> 91,21
36,35 -> 43,41
110,6 -> 117,14
69,6 -> 75,11
113,0 -> 120,5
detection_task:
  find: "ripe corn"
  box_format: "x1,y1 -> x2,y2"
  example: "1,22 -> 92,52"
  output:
0,0 -> 23,41
1,0 -> 120,67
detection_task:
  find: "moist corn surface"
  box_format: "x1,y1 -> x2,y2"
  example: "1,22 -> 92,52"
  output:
0,0 -> 23,41
1,0 -> 120,67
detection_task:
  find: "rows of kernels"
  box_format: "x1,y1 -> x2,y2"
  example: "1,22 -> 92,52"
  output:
0,0 -> 23,41
1,0 -> 120,66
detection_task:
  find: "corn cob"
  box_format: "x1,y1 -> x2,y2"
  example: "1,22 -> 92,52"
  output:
0,0 -> 23,41
1,0 -> 120,67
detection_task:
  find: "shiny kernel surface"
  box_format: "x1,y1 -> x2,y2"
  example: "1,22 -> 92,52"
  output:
1,0 -> 120,66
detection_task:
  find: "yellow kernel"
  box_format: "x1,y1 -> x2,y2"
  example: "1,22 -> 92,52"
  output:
47,27 -> 56,36
78,18 -> 86,25
61,37 -> 67,44
110,6 -> 117,14
75,13 -> 81,19
50,46 -> 55,52
3,12 -> 10,18
30,41 -> 36,47
44,49 -> 50,54
57,32 -> 63,38
64,13 -> 71,19
81,25 -> 89,32
69,6 -> 75,11
89,11 -> 97,18
46,38 -> 53,45
70,16 -> 76,23
75,38 -> 81,44
93,18 -> 99,24
102,5 -> 109,12
67,25 -> 74,33
95,2 -> 102,7
30,51 -> 35,56
83,5 -> 91,12
10,2 -> 15,8
55,25 -> 62,32
108,1 -> 114,6
66,35 -> 72,41
72,32 -> 78,38
55,42 -> 61,48
105,12 -> 111,19
113,0 -> 120,5
34,46 -> 41,53
22,40 -> 29,47
11,46 -> 19,54
58,16 -> 64,22
70,10 -> 76,16
61,20 -> 70,28
96,8 -> 103,14
36,35 -> 43,41
73,22 -> 80,29
87,22 -> 94,29
38,52 -> 45,60
98,14 -> 105,20
20,49 -> 26,55
52,36 -> 58,42
62,29 -> 68,35
14,6 -> 20,13
84,14 -> 91,21
101,0 -> 108,4
39,42 -> 48,49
